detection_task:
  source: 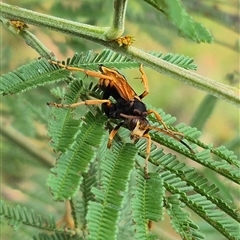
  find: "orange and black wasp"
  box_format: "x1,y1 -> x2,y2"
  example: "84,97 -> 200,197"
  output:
48,61 -> 193,178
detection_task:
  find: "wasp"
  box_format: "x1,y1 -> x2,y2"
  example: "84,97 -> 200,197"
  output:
48,61 -> 193,178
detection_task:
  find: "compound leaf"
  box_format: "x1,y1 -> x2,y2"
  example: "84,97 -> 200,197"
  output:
47,110 -> 106,201
143,0 -> 213,42
86,143 -> 137,240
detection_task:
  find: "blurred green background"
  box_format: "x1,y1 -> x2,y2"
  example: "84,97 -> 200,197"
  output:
1,1 -> 239,239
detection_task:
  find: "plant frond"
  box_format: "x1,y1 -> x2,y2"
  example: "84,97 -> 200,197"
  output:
48,80 -> 88,152
145,148 -> 240,239
66,49 -> 139,70
142,0 -> 213,43
184,171 -> 239,222
0,49 -> 198,98
152,52 -> 197,70
0,58 -> 70,95
33,232 -> 80,240
0,200 -> 56,231
213,145 -> 239,167
131,169 -> 164,240
146,107 -> 239,184
47,110 -> 106,201
166,195 -> 204,240
64,49 -> 198,71
86,143 -> 137,240
78,162 -> 100,229
194,149 -> 240,184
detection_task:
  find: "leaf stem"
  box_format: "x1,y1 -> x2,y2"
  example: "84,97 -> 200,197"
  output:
105,0 -> 128,39
124,46 -> 240,107
0,118 -> 54,168
1,17 -> 56,60
0,2 -> 109,40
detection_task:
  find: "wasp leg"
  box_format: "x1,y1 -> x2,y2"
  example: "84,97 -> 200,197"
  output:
142,133 -> 151,179
138,64 -> 149,99
48,99 -> 112,108
107,122 -> 124,148
56,200 -> 74,230
147,109 -> 183,138
49,60 -> 114,81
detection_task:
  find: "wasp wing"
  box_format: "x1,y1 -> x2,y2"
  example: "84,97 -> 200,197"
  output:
99,66 -> 136,101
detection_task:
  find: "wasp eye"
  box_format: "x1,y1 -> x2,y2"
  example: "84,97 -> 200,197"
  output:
138,119 -> 149,130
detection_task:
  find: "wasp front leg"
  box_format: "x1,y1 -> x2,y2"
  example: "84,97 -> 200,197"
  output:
147,109 -> 184,138
107,122 -> 124,148
47,99 -> 112,108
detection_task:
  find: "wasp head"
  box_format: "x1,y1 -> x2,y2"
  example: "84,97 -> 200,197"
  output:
128,118 -> 149,142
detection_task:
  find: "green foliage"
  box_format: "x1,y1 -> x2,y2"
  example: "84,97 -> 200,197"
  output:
86,143 -> 137,240
131,170 -> 164,239
0,58 -> 70,95
142,0 -> 213,43
166,195 -> 204,240
1,49 -> 239,240
47,110 -> 106,201
1,1 -> 239,240
0,200 -> 56,231
0,49 -> 197,97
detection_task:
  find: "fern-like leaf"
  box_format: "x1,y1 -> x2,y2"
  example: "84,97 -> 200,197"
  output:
0,49 -> 198,97
146,148 -> 240,239
67,49 -> 197,70
166,195 -> 204,240
152,52 -> 197,70
66,49 -> 139,70
0,58 -> 70,95
146,107 -> 239,184
131,170 -> 164,240
86,143 -> 137,240
143,0 -> 213,43
0,200 -> 56,231
48,80 -> 88,152
33,232 -> 80,240
47,110 -> 106,201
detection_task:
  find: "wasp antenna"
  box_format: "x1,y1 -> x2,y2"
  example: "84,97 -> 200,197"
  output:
179,139 -> 195,154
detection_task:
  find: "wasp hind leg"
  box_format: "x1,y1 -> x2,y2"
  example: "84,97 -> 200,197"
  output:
138,64 -> 149,99
142,133 -> 152,179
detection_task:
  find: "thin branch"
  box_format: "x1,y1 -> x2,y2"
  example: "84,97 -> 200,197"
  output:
120,46 -> 240,107
0,118 -> 54,168
0,2 -> 109,40
105,0 -> 128,39
0,2 -> 239,107
1,17 -> 56,60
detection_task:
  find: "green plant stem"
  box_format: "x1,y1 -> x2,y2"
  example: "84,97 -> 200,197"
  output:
0,118 -> 54,168
105,0 -> 128,39
0,2 -> 239,107
1,17 -> 56,60
0,2 -> 109,40
20,30 -> 56,60
117,46 -> 240,107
